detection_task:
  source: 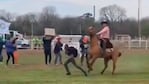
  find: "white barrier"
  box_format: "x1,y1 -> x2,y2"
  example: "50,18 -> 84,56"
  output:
112,40 -> 149,50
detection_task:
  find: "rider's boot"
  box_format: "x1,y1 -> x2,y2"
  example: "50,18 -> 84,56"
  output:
102,41 -> 106,57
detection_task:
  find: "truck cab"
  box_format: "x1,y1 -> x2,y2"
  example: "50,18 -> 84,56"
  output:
0,30 -> 30,49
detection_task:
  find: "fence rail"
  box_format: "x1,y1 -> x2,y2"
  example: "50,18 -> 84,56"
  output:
111,40 -> 149,49
28,38 -> 149,50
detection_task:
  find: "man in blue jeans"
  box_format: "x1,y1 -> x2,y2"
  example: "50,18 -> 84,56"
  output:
54,36 -> 63,65
64,44 -> 87,76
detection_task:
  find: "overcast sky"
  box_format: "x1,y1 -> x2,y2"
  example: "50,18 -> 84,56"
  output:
0,0 -> 148,20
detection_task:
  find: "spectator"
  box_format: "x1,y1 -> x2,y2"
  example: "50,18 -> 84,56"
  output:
5,37 -> 18,65
32,37 -> 38,49
43,35 -> 54,65
64,44 -> 87,76
54,36 -> 63,65
80,35 -> 89,66
37,38 -> 43,49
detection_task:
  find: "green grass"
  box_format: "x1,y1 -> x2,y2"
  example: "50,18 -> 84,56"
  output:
0,49 -> 149,84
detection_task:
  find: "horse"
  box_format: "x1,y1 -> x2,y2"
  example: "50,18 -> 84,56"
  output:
87,26 -> 122,75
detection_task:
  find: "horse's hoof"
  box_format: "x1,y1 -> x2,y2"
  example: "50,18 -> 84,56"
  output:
101,72 -> 104,75
66,73 -> 71,75
84,72 -> 88,77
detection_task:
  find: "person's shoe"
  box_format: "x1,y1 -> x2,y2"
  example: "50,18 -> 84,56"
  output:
66,73 -> 71,75
84,72 -> 88,77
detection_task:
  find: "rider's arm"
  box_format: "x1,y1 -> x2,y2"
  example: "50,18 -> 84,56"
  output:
96,27 -> 108,35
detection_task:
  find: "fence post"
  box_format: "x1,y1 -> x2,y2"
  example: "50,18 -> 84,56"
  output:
145,40 -> 148,50
128,40 -> 131,49
139,39 -> 141,48
31,40 -> 34,50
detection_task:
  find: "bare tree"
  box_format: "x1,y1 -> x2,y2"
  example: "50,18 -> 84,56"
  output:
141,17 -> 149,38
100,4 -> 127,22
39,6 -> 57,27
0,10 -> 16,22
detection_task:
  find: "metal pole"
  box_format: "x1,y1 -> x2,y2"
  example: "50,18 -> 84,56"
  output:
31,22 -> 34,50
138,0 -> 141,48
93,5 -> 96,21
138,0 -> 141,40
31,22 -> 34,38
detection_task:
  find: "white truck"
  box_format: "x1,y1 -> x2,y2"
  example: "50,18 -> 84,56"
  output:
0,30 -> 30,49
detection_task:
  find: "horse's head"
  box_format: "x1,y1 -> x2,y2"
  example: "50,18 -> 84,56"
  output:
87,26 -> 96,37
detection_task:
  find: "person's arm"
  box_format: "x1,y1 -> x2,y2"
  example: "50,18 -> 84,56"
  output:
96,27 -> 108,35
13,45 -> 17,51
42,37 -> 45,43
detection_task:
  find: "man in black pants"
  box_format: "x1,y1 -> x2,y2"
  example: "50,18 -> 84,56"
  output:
43,35 -> 54,65
64,44 -> 87,76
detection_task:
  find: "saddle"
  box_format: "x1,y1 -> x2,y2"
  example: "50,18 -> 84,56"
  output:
99,39 -> 113,53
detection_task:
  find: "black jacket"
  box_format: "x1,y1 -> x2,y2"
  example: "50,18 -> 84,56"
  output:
43,37 -> 53,50
54,42 -> 63,54
65,47 -> 78,57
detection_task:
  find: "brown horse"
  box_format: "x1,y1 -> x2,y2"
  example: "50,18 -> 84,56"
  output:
87,26 -> 121,75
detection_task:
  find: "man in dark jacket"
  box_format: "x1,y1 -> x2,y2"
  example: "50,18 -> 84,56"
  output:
43,35 -> 54,65
64,44 -> 87,76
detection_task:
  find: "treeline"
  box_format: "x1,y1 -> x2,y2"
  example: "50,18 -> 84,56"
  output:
0,5 -> 149,38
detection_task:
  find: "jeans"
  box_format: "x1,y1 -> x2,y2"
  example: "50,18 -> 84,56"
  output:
81,48 -> 89,66
64,56 -> 87,76
54,52 -> 62,64
6,52 -> 15,65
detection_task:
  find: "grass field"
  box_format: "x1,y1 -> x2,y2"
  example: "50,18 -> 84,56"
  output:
0,49 -> 149,84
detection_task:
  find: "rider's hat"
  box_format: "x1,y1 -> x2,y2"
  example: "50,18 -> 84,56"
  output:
101,20 -> 108,25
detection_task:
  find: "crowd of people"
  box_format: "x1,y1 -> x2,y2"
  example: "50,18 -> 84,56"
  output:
0,20 -> 112,76
0,34 -> 90,76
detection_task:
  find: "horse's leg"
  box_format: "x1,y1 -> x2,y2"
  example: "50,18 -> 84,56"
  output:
88,57 -> 97,72
112,54 -> 118,75
87,55 -> 92,70
86,54 -> 90,69
101,58 -> 109,75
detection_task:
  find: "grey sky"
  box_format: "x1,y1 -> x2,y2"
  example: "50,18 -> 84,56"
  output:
0,0 -> 148,19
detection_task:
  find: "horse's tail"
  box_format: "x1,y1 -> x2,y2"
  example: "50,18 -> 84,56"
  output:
118,52 -> 122,57
113,46 -> 122,57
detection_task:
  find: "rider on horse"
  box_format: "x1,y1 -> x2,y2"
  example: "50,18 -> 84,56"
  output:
96,20 -> 113,57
